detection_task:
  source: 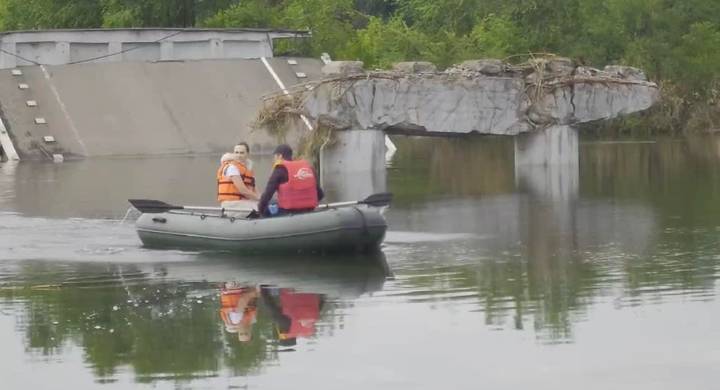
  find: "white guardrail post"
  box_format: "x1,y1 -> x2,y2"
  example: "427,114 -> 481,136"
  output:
0,117 -> 20,161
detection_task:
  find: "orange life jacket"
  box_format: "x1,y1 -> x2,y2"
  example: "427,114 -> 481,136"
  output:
217,160 -> 255,202
277,159 -> 318,210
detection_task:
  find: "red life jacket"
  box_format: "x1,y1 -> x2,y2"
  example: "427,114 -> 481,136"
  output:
277,160 -> 319,210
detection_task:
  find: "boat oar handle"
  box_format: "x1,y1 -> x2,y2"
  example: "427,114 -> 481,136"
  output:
317,192 -> 393,209
318,201 -> 357,208
129,192 -> 392,214
128,199 -> 253,214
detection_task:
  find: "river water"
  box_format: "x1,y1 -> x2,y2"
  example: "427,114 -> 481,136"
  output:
2,135 -> 720,389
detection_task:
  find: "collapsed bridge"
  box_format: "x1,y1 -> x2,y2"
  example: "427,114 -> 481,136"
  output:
255,56 -> 659,200
259,57 -> 658,166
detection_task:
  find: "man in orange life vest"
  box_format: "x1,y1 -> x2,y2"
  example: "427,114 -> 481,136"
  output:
217,142 -> 259,211
257,144 -> 324,217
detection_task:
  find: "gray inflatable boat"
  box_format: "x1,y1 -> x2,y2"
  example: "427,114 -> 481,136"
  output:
133,204 -> 388,254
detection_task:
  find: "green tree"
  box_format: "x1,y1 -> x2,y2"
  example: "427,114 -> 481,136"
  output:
344,16 -> 433,68
200,0 -> 276,28
468,14 -> 529,59
673,22 -> 720,97
100,0 -> 198,27
277,0 -> 360,58
2,0 -> 103,29
354,0 -> 397,18
396,0 -> 484,35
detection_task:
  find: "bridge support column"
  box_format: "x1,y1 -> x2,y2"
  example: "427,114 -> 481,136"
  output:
514,125 -> 579,200
319,129 -> 387,201
514,125 -> 579,167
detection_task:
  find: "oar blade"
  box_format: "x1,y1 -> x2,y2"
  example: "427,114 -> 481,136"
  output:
128,199 -> 183,214
360,192 -> 393,207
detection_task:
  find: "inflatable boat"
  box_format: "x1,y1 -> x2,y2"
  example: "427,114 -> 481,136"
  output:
129,194 -> 391,254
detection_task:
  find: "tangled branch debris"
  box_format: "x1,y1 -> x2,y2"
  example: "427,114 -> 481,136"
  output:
253,92 -> 346,161
296,116 -> 340,161
253,93 -> 306,141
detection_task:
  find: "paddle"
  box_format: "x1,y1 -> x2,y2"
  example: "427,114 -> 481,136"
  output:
128,199 -> 252,214
317,192 -> 393,209
129,192 -> 393,214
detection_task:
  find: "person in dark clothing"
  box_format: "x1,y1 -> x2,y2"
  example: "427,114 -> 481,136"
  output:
257,144 -> 324,217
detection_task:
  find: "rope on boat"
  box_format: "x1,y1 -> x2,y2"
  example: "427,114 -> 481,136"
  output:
119,207 -> 137,224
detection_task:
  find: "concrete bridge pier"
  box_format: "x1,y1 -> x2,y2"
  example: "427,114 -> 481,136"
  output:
514,125 -> 579,167
319,130 -> 387,202
514,125 -> 579,200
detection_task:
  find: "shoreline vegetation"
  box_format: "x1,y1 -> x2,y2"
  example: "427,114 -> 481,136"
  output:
2,0 -> 718,135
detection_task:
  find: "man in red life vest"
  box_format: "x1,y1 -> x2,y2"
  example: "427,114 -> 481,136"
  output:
257,144 -> 324,217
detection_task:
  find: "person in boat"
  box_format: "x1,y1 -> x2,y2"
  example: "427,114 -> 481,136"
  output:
217,142 -> 259,212
256,144 -> 324,217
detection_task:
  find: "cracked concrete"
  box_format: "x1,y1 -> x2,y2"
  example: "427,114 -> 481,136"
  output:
295,58 -> 660,135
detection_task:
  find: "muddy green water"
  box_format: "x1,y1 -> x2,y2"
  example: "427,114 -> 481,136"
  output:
1,136 -> 720,389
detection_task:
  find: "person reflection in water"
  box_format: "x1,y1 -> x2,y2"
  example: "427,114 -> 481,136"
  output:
219,283 -> 259,343
260,285 -> 323,347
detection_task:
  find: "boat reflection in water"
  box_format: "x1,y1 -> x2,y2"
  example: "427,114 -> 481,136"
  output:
219,283 -> 323,348
0,251 -> 389,384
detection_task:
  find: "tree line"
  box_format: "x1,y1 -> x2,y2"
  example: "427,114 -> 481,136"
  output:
1,0 -> 718,134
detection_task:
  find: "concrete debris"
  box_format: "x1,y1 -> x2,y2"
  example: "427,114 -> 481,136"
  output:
321,61 -> 364,76
603,65 -> 648,82
454,59 -> 505,75
547,57 -> 575,77
574,66 -> 601,77
392,61 -> 437,73
268,56 -> 660,136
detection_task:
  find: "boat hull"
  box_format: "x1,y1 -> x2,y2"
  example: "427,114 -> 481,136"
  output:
136,206 -> 387,254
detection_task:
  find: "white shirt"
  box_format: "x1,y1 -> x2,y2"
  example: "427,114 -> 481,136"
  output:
223,164 -> 240,177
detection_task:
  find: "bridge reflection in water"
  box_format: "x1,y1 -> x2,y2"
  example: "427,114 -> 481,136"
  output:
380,135 -> 720,342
